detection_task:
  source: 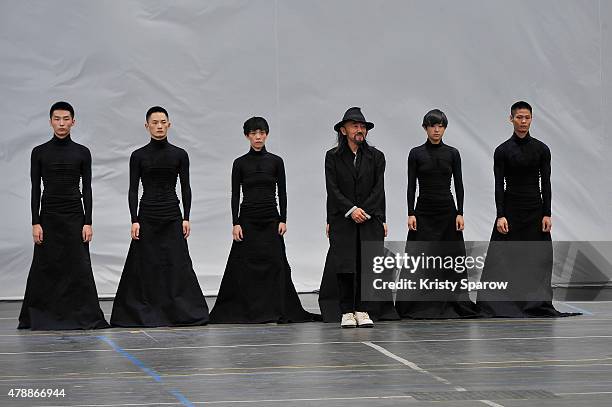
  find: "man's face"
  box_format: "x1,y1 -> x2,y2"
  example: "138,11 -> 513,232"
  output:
424,124 -> 446,143
341,121 -> 368,145
245,129 -> 268,150
510,108 -> 532,136
145,112 -> 171,140
50,110 -> 75,138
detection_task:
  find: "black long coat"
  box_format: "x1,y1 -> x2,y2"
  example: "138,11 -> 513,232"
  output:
324,143 -> 386,275
319,143 -> 398,322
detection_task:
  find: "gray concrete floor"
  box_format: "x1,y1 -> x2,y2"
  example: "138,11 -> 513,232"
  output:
0,296 -> 609,406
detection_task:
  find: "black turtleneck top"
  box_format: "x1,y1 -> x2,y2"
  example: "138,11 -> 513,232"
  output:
407,139 -> 464,216
128,137 -> 191,223
31,134 -> 92,225
494,132 -> 551,218
231,147 -> 287,225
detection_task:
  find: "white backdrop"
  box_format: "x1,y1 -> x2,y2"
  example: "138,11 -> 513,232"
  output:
1,0 -> 610,299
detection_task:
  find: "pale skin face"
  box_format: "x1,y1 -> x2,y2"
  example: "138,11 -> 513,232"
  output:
424,123 -> 446,144
131,111 -> 190,240
510,108 -> 532,138
408,123 -> 463,232
145,112 -> 171,140
245,129 -> 268,151
49,109 -> 75,139
497,107 -> 551,233
232,128 -> 286,241
34,110 -> 91,244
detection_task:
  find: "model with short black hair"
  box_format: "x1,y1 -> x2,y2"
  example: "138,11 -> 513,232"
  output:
19,102 -> 108,330
476,101 -> 578,317
49,101 -> 75,119
145,105 -> 169,122
110,107 -> 209,327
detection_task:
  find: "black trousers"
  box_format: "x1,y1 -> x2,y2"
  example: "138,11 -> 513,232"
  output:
337,226 -> 367,314
337,273 -> 364,313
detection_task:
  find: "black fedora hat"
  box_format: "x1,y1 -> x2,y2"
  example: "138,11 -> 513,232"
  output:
334,107 -> 374,132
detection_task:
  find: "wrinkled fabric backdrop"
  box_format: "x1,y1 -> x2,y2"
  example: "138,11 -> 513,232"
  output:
1,0 -> 611,299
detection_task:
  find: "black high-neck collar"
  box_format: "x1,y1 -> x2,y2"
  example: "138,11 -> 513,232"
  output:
425,139 -> 444,148
248,146 -> 267,156
149,137 -> 169,148
512,132 -> 531,144
52,134 -> 72,145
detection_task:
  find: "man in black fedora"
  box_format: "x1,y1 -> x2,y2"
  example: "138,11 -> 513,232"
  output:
318,107 -> 399,327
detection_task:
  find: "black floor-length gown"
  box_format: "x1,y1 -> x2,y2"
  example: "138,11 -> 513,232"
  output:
476,133 -> 578,317
110,138 -> 209,327
19,135 -> 108,330
395,140 -> 480,319
210,147 -> 319,323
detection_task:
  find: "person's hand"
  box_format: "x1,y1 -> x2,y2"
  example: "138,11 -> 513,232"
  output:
383,223 -> 388,238
182,220 -> 191,239
456,215 -> 464,231
232,225 -> 243,241
278,222 -> 287,236
351,208 -> 368,223
326,223 -> 329,238
408,216 -> 417,231
131,222 -> 140,240
32,224 -> 43,245
82,225 -> 93,242
496,217 -> 509,234
542,216 -> 552,233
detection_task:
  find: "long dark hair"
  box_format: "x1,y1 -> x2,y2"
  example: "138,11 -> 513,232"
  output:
334,130 -> 371,154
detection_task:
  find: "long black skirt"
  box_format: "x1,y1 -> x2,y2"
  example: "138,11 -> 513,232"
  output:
209,218 -> 319,324
476,204 -> 579,318
110,217 -> 209,327
18,212 -> 108,330
395,200 -> 480,319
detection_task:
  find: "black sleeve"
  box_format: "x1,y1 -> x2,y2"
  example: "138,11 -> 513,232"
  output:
30,147 -> 42,225
128,152 -> 141,223
178,150 -> 192,221
452,148 -> 464,215
276,156 -> 287,223
325,151 -> 355,216
540,144 -> 552,217
231,158 -> 241,225
362,151 -> 386,222
81,147 -> 93,225
407,149 -> 417,216
493,146 -> 505,218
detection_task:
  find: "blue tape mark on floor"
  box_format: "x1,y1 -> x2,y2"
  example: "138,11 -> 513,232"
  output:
560,302 -> 594,316
98,336 -> 162,382
97,335 -> 194,406
170,389 -> 196,406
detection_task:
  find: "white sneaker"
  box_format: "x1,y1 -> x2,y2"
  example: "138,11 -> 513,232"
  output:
340,312 -> 357,328
355,311 -> 374,328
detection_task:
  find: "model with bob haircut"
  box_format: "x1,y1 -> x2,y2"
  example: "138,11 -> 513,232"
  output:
209,116 -> 319,323
395,109 -> 480,319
